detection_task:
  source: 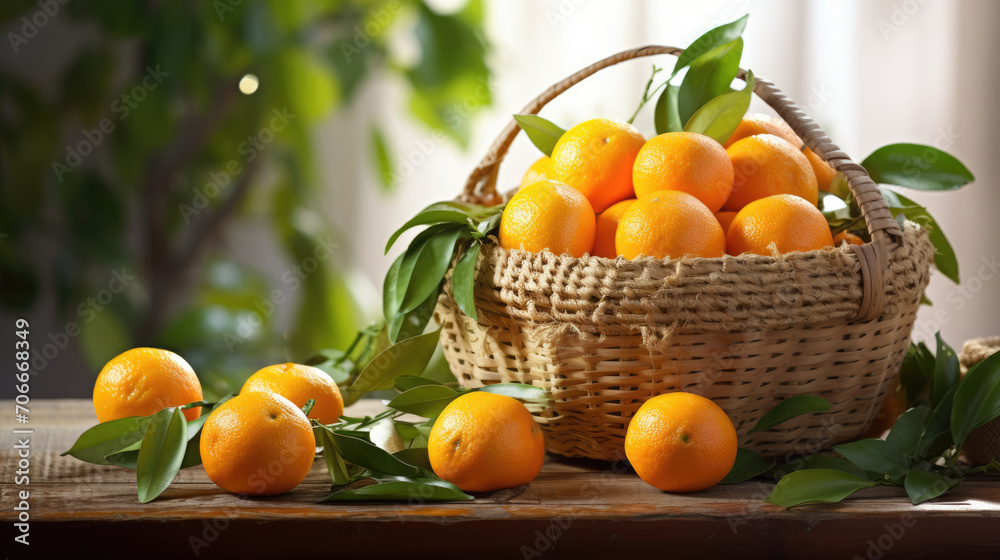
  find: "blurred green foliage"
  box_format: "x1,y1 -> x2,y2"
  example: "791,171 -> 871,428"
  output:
0,0 -> 490,398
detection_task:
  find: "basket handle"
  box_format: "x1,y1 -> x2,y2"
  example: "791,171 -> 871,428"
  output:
462,45 -> 901,322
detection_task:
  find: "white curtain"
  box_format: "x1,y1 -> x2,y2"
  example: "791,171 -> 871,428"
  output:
327,0 -> 1000,348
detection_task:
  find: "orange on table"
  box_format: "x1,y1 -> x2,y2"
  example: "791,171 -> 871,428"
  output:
723,113 -> 837,191
625,392 -> 738,493
241,363 -> 344,425
200,391 -> 316,496
714,211 -> 738,235
724,134 -> 819,211
520,155 -> 550,189
92,347 -> 203,423
548,118 -> 646,212
727,194 -> 834,256
834,231 -> 865,246
429,391 -> 545,492
499,179 -> 596,257
632,131 -> 734,213
615,191 -> 726,260
592,198 -> 636,259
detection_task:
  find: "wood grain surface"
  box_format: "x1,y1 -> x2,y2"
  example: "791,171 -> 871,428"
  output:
2,399 -> 998,559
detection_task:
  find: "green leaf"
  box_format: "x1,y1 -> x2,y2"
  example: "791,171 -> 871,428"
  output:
478,383 -> 551,404
388,278 -> 439,344
791,455 -> 870,479
885,405 -> 931,459
932,333 -> 960,407
385,202 -> 479,254
386,223 -> 458,326
749,395 -> 831,434
720,448 -> 772,484
388,385 -> 462,418
383,252 -> 405,324
327,431 -> 420,476
673,14 -> 749,75
887,192 -> 959,283
136,408 -> 188,504
683,70 -> 754,143
105,404 -> 218,470
321,477 -> 472,503
861,143 -> 974,191
904,469 -> 960,504
677,38 -> 743,126
451,241 -> 481,320
820,191 -> 851,219
371,125 -> 394,193
765,469 -> 877,508
917,385 -> 957,457
653,83 -> 682,135
900,342 -> 935,405
350,328 -> 442,394
393,448 -> 433,471
103,440 -> 142,469
513,114 -> 566,157
833,439 -> 908,480
398,226 -> 466,316
61,415 -> 152,465
473,209 -> 503,238
318,428 -> 352,486
395,375 -> 446,391
951,350 -> 1000,451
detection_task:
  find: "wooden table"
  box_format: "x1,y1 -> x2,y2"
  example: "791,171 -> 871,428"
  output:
3,399 -> 999,559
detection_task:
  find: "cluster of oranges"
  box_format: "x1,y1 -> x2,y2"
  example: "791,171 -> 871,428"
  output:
93,348 -> 343,495
93,348 -> 739,495
500,114 -> 864,260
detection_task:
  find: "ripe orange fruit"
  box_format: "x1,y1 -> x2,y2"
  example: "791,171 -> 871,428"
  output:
499,179 -> 596,257
727,194 -> 834,256
632,132 -> 734,212
549,118 -> 646,212
723,114 -> 837,191
724,134 -> 819,211
428,391 -> 545,492
625,392 -> 738,493
834,231 -> 865,246
241,363 -> 344,425
520,155 -> 550,189
200,391 -> 316,496
714,211 -> 738,235
615,191 -> 726,260
93,348 -> 203,423
592,198 -> 636,259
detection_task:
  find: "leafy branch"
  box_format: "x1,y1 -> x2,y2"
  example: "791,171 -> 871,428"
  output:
722,335 -> 1000,507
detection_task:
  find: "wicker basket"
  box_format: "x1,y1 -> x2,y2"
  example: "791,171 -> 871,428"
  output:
433,46 -> 936,460
960,337 -> 1000,466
